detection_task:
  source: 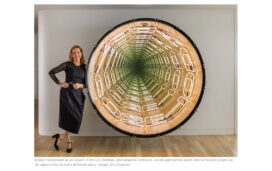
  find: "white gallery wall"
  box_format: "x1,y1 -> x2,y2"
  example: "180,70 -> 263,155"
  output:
37,5 -> 237,136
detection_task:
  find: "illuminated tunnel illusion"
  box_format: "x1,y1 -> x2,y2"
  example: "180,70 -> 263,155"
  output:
87,19 -> 205,137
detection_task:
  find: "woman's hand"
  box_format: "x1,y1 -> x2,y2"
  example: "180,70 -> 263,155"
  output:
58,82 -> 69,88
73,83 -> 83,89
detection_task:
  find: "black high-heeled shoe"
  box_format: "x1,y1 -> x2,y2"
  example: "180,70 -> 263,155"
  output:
52,134 -> 60,151
66,142 -> 72,153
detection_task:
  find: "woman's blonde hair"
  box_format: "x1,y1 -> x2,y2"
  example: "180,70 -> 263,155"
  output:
69,45 -> 86,64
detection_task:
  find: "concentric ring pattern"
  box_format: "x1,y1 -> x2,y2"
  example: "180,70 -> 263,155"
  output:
87,19 -> 205,137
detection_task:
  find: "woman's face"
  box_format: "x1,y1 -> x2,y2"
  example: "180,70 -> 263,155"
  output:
72,48 -> 82,62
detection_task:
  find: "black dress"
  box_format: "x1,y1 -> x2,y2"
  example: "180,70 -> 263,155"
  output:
49,61 -> 86,134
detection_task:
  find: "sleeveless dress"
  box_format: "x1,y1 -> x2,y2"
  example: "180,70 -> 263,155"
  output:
49,61 -> 86,134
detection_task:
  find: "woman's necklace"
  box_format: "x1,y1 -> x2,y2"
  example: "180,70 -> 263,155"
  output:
74,61 -> 80,66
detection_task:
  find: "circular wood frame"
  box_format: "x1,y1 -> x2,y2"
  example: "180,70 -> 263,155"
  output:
86,18 -> 205,137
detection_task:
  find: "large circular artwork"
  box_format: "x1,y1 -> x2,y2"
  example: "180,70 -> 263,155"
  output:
87,18 -> 205,137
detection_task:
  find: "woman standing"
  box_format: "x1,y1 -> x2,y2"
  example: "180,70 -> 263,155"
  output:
49,45 -> 86,153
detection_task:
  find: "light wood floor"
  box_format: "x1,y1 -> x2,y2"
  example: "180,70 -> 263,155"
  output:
34,100 -> 237,157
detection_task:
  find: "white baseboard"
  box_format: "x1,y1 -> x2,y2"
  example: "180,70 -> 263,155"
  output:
169,129 -> 235,135
38,128 -> 235,136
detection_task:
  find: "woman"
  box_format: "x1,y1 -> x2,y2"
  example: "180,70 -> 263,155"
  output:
49,45 -> 86,153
